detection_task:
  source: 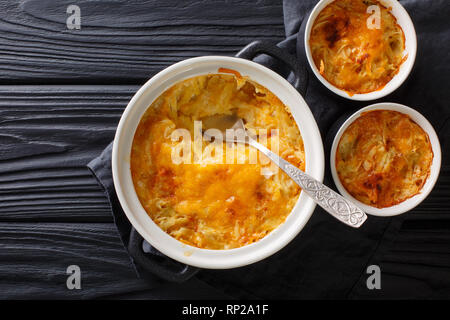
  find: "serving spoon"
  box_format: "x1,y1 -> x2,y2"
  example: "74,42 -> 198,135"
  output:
201,114 -> 367,228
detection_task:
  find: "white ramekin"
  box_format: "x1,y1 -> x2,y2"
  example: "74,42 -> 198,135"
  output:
112,56 -> 324,269
304,0 -> 417,101
330,103 -> 441,216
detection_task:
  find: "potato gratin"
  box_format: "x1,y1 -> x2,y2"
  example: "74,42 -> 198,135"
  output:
336,110 -> 433,208
130,73 -> 305,249
309,0 -> 406,95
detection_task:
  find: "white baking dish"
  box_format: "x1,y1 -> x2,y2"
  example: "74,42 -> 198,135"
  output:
330,103 -> 441,216
112,56 -> 324,269
304,0 -> 417,101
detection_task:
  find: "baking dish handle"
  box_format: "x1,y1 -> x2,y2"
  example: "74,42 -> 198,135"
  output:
236,40 -> 308,96
128,228 -> 200,283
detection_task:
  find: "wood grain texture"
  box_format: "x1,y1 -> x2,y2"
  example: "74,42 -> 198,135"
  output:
0,222 -> 229,299
0,85 -> 137,221
0,222 -> 144,299
0,0 -> 284,84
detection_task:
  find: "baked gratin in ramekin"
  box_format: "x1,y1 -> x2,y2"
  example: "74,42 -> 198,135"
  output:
309,0 -> 407,96
335,110 -> 433,208
130,72 -> 305,250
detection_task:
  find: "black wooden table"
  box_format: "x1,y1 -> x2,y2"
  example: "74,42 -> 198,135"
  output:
1,0 -> 449,299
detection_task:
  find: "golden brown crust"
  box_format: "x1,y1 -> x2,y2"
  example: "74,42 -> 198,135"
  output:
336,110 -> 433,208
130,73 -> 305,249
309,0 -> 406,95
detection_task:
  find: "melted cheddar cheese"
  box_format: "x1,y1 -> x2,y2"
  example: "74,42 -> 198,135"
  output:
130,73 -> 305,249
309,0 -> 406,95
336,110 -> 433,208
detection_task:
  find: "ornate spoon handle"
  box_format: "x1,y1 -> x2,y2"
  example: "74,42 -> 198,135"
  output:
249,139 -> 367,228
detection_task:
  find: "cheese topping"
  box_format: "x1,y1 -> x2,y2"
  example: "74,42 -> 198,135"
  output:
309,0 -> 406,95
130,73 -> 305,249
336,110 -> 433,208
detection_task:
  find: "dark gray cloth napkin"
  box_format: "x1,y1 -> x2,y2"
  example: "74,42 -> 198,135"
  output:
88,0 -> 450,298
